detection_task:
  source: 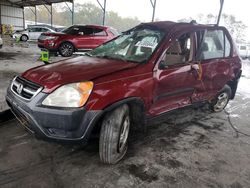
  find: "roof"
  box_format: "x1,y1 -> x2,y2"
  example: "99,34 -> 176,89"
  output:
141,21 -> 216,32
7,0 -> 73,7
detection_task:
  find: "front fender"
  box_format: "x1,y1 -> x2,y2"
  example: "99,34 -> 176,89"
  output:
85,75 -> 153,111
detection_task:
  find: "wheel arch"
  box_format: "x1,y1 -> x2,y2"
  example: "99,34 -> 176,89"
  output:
90,97 -> 146,136
21,34 -> 29,41
226,70 -> 242,100
59,41 -> 76,51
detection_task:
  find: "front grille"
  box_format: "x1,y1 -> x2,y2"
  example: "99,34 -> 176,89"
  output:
11,76 -> 43,100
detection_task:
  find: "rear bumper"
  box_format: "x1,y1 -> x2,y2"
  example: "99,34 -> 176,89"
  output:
6,86 -> 102,144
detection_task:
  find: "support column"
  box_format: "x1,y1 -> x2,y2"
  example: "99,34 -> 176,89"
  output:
65,1 -> 74,25
217,0 -> 224,26
35,6 -> 37,24
97,0 -> 107,26
150,0 -> 157,22
50,4 -> 53,27
43,4 -> 53,26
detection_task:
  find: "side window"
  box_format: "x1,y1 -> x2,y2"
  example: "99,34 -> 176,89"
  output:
93,28 -> 107,36
163,33 -> 193,66
80,27 -> 93,35
199,30 -> 231,60
240,46 -> 247,50
68,27 -> 80,35
35,28 -> 43,32
41,28 -> 49,32
29,28 -> 37,32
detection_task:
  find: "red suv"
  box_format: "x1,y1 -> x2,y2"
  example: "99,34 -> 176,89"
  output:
7,21 -> 242,164
38,25 -> 119,57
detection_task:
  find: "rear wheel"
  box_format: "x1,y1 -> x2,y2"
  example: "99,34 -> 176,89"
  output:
210,85 -> 231,112
58,42 -> 74,57
20,35 -> 28,42
99,104 -> 130,164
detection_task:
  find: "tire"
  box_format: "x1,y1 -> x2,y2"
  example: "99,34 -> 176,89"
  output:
210,85 -> 232,112
58,42 -> 74,57
20,35 -> 28,42
99,104 -> 130,164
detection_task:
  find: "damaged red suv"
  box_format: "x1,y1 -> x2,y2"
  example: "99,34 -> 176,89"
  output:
7,21 -> 242,164
38,25 -> 118,57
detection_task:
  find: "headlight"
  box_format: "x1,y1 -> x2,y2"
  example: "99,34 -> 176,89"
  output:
45,36 -> 58,40
42,81 -> 93,108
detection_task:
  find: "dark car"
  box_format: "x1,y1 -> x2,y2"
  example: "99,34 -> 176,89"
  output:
38,25 -> 119,57
6,21 -> 242,164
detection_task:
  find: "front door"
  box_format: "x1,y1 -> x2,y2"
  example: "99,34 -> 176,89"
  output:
150,32 -> 197,116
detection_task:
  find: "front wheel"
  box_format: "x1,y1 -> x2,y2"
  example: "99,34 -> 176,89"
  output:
99,104 -> 130,164
58,42 -> 74,57
210,85 -> 232,112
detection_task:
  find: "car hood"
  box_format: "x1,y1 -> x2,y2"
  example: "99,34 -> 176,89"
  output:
22,56 -> 138,93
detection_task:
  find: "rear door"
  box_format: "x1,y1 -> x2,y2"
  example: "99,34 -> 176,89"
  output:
91,28 -> 109,47
29,27 -> 43,40
151,31 -> 197,115
191,28 -> 233,102
76,26 -> 94,49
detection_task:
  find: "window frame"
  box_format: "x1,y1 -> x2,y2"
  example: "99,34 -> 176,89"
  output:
160,31 -> 196,69
92,28 -> 107,36
196,28 -> 233,62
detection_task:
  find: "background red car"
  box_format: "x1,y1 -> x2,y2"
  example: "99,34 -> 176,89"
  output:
38,25 -> 119,57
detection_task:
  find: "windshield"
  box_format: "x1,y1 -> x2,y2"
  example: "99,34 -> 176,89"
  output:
87,28 -> 164,63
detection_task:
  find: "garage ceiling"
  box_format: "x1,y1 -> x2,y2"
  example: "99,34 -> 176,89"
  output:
7,0 -> 73,7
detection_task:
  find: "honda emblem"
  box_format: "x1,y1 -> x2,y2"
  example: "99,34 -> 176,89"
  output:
17,83 -> 23,94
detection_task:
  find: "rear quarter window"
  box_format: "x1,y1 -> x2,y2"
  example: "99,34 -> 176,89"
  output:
109,28 -> 120,36
93,28 -> 107,36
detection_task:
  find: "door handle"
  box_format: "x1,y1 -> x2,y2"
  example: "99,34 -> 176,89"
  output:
190,63 -> 202,80
191,64 -> 200,71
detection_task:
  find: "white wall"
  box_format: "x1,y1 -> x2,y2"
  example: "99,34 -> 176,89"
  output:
0,0 -> 24,30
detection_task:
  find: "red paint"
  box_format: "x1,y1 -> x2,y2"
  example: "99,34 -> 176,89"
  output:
23,21 -> 242,118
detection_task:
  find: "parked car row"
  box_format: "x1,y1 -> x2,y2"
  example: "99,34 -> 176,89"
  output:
10,24 -> 119,57
6,21 -> 242,164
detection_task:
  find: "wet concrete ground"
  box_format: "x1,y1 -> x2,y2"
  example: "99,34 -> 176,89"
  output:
1,90 -> 250,188
1,42 -> 250,187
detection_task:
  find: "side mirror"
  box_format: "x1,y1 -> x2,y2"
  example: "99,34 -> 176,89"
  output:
78,32 -> 84,35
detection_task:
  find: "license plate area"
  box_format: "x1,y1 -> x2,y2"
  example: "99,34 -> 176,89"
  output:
11,108 -> 34,133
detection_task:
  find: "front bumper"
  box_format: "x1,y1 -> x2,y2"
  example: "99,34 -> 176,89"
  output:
6,86 -> 102,144
38,40 -> 58,51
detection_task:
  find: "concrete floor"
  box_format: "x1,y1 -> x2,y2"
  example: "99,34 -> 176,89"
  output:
1,42 -> 250,188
